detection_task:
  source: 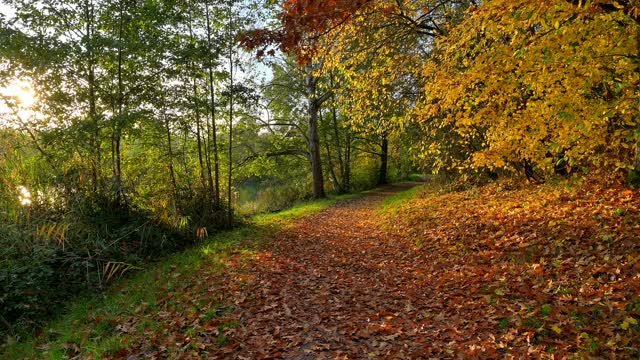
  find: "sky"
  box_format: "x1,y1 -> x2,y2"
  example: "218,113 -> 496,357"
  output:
0,3 -> 14,18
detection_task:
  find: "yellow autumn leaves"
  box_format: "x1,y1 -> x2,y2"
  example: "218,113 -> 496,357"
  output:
317,0 -> 639,175
419,0 -> 639,173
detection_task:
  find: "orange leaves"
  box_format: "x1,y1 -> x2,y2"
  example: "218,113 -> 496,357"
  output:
72,181 -> 640,358
384,176 -> 640,356
531,263 -> 544,277
244,0 -> 373,58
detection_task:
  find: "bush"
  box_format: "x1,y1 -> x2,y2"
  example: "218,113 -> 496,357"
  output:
237,181 -> 310,216
0,247 -> 66,333
0,200 -> 199,339
628,169 -> 640,188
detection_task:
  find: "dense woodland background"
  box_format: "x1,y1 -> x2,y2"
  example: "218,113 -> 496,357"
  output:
0,0 -> 639,343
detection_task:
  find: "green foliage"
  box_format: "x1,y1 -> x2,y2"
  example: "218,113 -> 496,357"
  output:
407,173 -> 427,182
0,204 -> 189,338
0,0 -> 256,339
627,169 -> 640,188
252,192 -> 358,226
237,181 -> 310,216
348,156 -> 380,191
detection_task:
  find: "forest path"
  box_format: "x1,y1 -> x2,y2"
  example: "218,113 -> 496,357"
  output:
207,182 -> 426,359
29,177 -> 639,359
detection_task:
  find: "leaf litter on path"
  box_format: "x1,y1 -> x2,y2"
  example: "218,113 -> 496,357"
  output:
105,180 -> 639,359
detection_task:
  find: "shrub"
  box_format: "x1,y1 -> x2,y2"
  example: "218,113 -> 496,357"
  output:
0,199 -> 199,339
628,169 -> 640,188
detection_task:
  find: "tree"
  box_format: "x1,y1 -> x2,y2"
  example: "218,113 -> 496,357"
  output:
205,0 -> 221,207
254,57 -> 333,198
321,73 -> 353,192
241,1 -> 367,198
416,0 -> 639,177
1,0 -> 110,202
225,0 -> 235,224
315,1 -> 473,181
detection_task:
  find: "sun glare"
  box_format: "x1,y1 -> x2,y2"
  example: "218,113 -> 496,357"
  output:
17,185 -> 32,206
1,80 -> 37,124
4,81 -> 36,108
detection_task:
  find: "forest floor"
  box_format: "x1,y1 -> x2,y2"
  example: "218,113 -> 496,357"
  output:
3,177 -> 640,359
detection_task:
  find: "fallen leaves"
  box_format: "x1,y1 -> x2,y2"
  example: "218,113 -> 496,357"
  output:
40,179 -> 640,358
383,177 -> 640,357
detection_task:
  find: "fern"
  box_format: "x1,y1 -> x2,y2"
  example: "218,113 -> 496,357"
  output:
35,223 -> 69,250
99,261 -> 142,285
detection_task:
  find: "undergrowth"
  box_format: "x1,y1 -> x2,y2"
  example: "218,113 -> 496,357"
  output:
0,203 -> 194,340
0,192 -> 357,358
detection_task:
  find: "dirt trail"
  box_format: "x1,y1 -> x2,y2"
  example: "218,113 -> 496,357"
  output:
118,179 -> 640,359
212,183 -> 428,359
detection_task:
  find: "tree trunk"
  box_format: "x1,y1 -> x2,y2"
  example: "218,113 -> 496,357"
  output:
205,1 -> 220,207
323,120 -> 340,192
182,125 -> 193,196
204,113 -> 215,205
161,92 -> 178,199
188,5 -> 207,194
227,0 -> 234,227
85,0 -> 100,197
308,100 -> 325,198
305,66 -> 326,199
344,129 -> 352,191
329,73 -> 345,192
113,0 -> 126,206
378,133 -> 388,185
634,15 -> 640,181
193,76 -> 207,192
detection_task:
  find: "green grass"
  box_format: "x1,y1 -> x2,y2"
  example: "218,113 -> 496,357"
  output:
379,184 -> 425,215
1,191 -> 361,359
252,192 -> 359,225
407,173 -> 428,182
